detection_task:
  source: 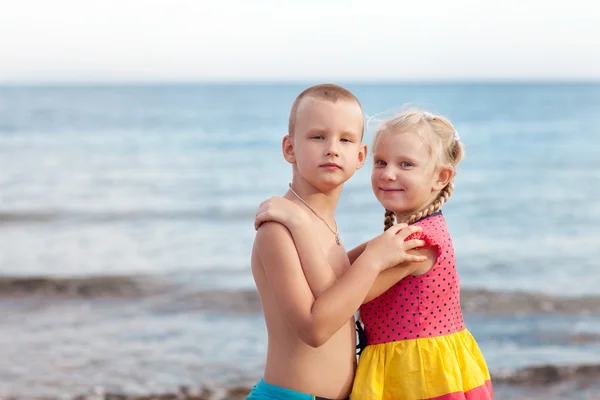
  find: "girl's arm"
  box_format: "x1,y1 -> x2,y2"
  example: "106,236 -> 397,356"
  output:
255,197 -> 427,302
290,221 -> 430,303
347,241 -> 368,264
255,221 -> 423,347
301,240 -> 369,297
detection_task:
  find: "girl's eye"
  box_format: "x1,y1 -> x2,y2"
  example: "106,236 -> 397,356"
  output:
310,135 -> 323,140
374,160 -> 386,166
400,161 -> 413,168
340,138 -> 352,143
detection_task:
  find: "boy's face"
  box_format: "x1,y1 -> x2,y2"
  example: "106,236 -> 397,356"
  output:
283,97 -> 366,191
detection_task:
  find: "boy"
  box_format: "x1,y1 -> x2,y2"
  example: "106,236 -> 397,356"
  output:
248,84 -> 424,400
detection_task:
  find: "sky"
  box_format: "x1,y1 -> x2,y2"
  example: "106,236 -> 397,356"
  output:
0,0 -> 599,83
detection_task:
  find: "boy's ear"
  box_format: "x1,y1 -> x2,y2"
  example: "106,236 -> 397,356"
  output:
356,143 -> 368,170
282,135 -> 296,164
433,166 -> 454,191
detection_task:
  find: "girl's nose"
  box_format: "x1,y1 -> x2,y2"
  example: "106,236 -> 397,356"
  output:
381,168 -> 396,181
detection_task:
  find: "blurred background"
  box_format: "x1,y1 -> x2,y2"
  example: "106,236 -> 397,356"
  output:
1,1 -> 599,399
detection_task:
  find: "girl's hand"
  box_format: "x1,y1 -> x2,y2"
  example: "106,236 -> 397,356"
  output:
364,224 -> 427,271
254,196 -> 311,231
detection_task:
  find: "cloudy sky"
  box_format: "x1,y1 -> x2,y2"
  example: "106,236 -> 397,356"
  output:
0,0 -> 598,82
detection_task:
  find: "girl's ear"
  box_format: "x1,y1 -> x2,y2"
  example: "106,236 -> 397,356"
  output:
433,166 -> 453,191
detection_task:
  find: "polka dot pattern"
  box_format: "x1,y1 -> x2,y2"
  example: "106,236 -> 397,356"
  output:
359,212 -> 465,345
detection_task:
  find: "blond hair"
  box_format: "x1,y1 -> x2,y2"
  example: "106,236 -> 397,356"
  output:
288,84 -> 363,136
374,108 -> 465,230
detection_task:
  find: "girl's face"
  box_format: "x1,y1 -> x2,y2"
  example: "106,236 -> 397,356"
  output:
371,129 -> 447,220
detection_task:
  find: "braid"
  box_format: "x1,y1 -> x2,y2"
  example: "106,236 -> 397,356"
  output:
403,181 -> 455,225
384,209 -> 396,231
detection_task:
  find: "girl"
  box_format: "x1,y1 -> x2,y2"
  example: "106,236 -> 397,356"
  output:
254,108 -> 493,399
352,109 -> 492,399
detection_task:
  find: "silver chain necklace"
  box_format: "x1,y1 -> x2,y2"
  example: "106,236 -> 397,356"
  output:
288,183 -> 341,245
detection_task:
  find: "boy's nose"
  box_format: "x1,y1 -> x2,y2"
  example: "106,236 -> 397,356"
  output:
325,142 -> 340,157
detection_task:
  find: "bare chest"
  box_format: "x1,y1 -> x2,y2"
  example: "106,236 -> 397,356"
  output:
312,223 -> 351,279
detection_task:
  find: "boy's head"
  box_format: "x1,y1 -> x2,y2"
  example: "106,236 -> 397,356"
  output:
288,84 -> 364,137
283,84 -> 367,191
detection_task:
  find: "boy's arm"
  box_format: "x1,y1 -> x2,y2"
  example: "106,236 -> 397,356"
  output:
255,222 -> 384,347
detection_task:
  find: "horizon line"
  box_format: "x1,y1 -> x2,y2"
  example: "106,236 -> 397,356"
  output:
1,78 -> 599,87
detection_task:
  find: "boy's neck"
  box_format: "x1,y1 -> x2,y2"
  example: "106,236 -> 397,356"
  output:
287,178 -> 342,220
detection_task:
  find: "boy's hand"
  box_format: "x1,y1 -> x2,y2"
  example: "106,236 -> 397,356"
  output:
254,196 -> 311,231
364,224 -> 427,271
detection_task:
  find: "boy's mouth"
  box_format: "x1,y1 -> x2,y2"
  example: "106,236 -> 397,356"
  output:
320,162 -> 342,170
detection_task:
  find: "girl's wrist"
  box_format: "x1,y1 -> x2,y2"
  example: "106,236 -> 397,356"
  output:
358,250 -> 385,273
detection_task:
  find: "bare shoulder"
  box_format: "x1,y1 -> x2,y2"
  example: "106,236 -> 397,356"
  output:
256,220 -> 290,236
255,221 -> 293,250
254,221 -> 302,273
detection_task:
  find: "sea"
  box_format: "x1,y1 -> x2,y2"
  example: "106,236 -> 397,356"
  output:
1,82 -> 599,399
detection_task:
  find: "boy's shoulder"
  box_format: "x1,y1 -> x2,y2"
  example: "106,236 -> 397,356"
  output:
256,220 -> 291,237
254,221 -> 295,250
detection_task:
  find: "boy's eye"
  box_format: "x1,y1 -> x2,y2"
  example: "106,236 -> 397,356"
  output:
400,161 -> 413,168
340,138 -> 352,143
374,160 -> 386,166
310,135 -> 323,139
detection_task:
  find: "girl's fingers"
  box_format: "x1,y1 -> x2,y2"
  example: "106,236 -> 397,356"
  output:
390,224 -> 416,236
410,254 -> 428,263
404,239 -> 426,249
254,212 -> 269,230
396,225 -> 422,239
254,214 -> 261,230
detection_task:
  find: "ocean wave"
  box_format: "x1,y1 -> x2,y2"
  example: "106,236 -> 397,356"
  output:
493,363 -> 600,387
0,275 -> 262,314
182,287 -> 600,316
3,275 -> 600,317
460,289 -> 600,315
1,384 -> 251,400
0,207 -> 257,224
0,211 -> 58,223
154,288 -> 263,314
491,364 -> 600,399
0,275 -> 169,298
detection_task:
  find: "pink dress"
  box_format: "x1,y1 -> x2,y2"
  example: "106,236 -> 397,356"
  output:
352,212 -> 493,400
